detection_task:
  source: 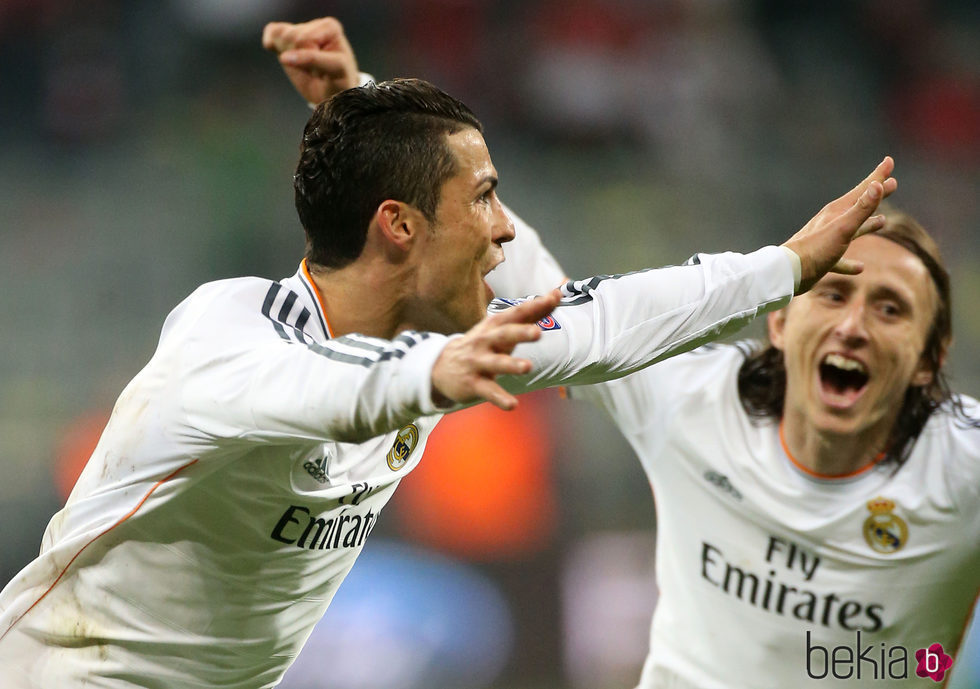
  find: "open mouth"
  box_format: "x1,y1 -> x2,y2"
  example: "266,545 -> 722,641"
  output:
818,353 -> 869,407
482,262 -> 501,301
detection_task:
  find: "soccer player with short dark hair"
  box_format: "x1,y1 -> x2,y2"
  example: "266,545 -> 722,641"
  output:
263,17 -> 978,689
0,20 -> 897,689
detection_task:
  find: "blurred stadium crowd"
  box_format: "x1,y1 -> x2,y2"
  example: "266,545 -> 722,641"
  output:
1,1 -> 978,687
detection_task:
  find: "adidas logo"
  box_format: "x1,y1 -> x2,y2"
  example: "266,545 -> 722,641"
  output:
704,470 -> 743,501
303,456 -> 329,484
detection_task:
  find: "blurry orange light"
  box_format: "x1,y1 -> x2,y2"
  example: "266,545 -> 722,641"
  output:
394,392 -> 557,560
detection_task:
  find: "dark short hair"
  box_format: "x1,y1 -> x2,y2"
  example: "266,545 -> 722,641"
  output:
294,78 -> 484,269
737,204 -> 964,467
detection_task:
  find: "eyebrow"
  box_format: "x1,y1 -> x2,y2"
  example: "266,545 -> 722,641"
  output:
817,275 -> 853,291
870,285 -> 913,310
476,175 -> 498,192
818,276 -> 915,306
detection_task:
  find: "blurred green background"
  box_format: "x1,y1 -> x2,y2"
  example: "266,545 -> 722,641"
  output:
1,1 -> 977,687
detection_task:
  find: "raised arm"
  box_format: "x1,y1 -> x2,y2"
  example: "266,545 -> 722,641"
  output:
494,164 -> 895,393
260,18 -> 897,410
263,17 -> 361,105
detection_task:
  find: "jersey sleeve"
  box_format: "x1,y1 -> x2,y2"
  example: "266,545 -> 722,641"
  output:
498,246 -> 794,393
485,203 -> 567,297
943,396 -> 980,514
160,281 -> 450,446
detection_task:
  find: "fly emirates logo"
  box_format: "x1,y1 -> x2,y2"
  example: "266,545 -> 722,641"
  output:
700,536 -> 957,682
270,504 -> 379,551
700,536 -> 884,632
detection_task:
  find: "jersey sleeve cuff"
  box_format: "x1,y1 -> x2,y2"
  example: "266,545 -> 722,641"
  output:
779,246 -> 802,293
410,334 -> 458,416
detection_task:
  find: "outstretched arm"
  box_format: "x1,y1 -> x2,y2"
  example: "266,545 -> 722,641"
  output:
180,285 -> 560,445
259,19 -> 898,404
261,15 -> 895,295
496,161 -> 896,393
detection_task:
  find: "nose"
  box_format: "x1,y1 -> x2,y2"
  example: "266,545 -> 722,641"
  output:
492,198 -> 516,245
833,298 -> 870,345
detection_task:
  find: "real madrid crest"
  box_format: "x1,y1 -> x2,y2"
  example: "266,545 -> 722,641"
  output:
862,497 -> 908,554
386,424 -> 419,471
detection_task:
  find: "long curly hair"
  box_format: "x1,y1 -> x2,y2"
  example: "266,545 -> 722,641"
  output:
737,205 -> 968,467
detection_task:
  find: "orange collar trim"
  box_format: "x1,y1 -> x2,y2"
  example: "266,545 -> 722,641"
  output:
778,421 -> 886,480
301,259 -> 334,338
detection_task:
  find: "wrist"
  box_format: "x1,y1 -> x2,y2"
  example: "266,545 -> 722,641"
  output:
306,71 -> 376,110
780,245 -> 802,293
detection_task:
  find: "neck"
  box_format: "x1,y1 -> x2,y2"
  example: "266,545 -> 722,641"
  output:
779,409 -> 891,478
306,258 -> 409,339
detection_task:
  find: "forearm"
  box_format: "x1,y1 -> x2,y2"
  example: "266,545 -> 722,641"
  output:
185,332 -> 450,445
501,245 -> 795,392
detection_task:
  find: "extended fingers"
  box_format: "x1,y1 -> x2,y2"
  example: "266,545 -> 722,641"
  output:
871,156 -> 894,183
479,351 -> 534,376
493,290 -> 561,326
472,378 -> 520,411
430,290 -> 560,410
839,156 -> 894,208
830,258 -> 865,275
881,176 -> 898,199
853,213 -> 886,239
857,156 -> 894,193
483,322 -> 542,353
837,181 -> 883,238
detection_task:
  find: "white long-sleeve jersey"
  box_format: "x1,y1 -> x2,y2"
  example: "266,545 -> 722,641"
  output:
491,214 -> 980,689
0,241 -> 795,689
576,346 -> 980,689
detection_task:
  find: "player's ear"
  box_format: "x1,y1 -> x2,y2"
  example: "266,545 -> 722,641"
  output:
910,342 -> 945,387
374,200 -> 427,252
910,359 -> 934,387
767,309 -> 788,351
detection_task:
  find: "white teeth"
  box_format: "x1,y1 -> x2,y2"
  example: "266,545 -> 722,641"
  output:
823,353 -> 867,374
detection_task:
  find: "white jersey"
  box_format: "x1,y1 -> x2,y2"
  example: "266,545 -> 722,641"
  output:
492,217 -> 980,688
0,245 -> 795,689
575,346 -> 980,689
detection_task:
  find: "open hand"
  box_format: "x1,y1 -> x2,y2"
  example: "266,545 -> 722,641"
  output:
783,156 -> 898,293
431,291 -> 562,410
